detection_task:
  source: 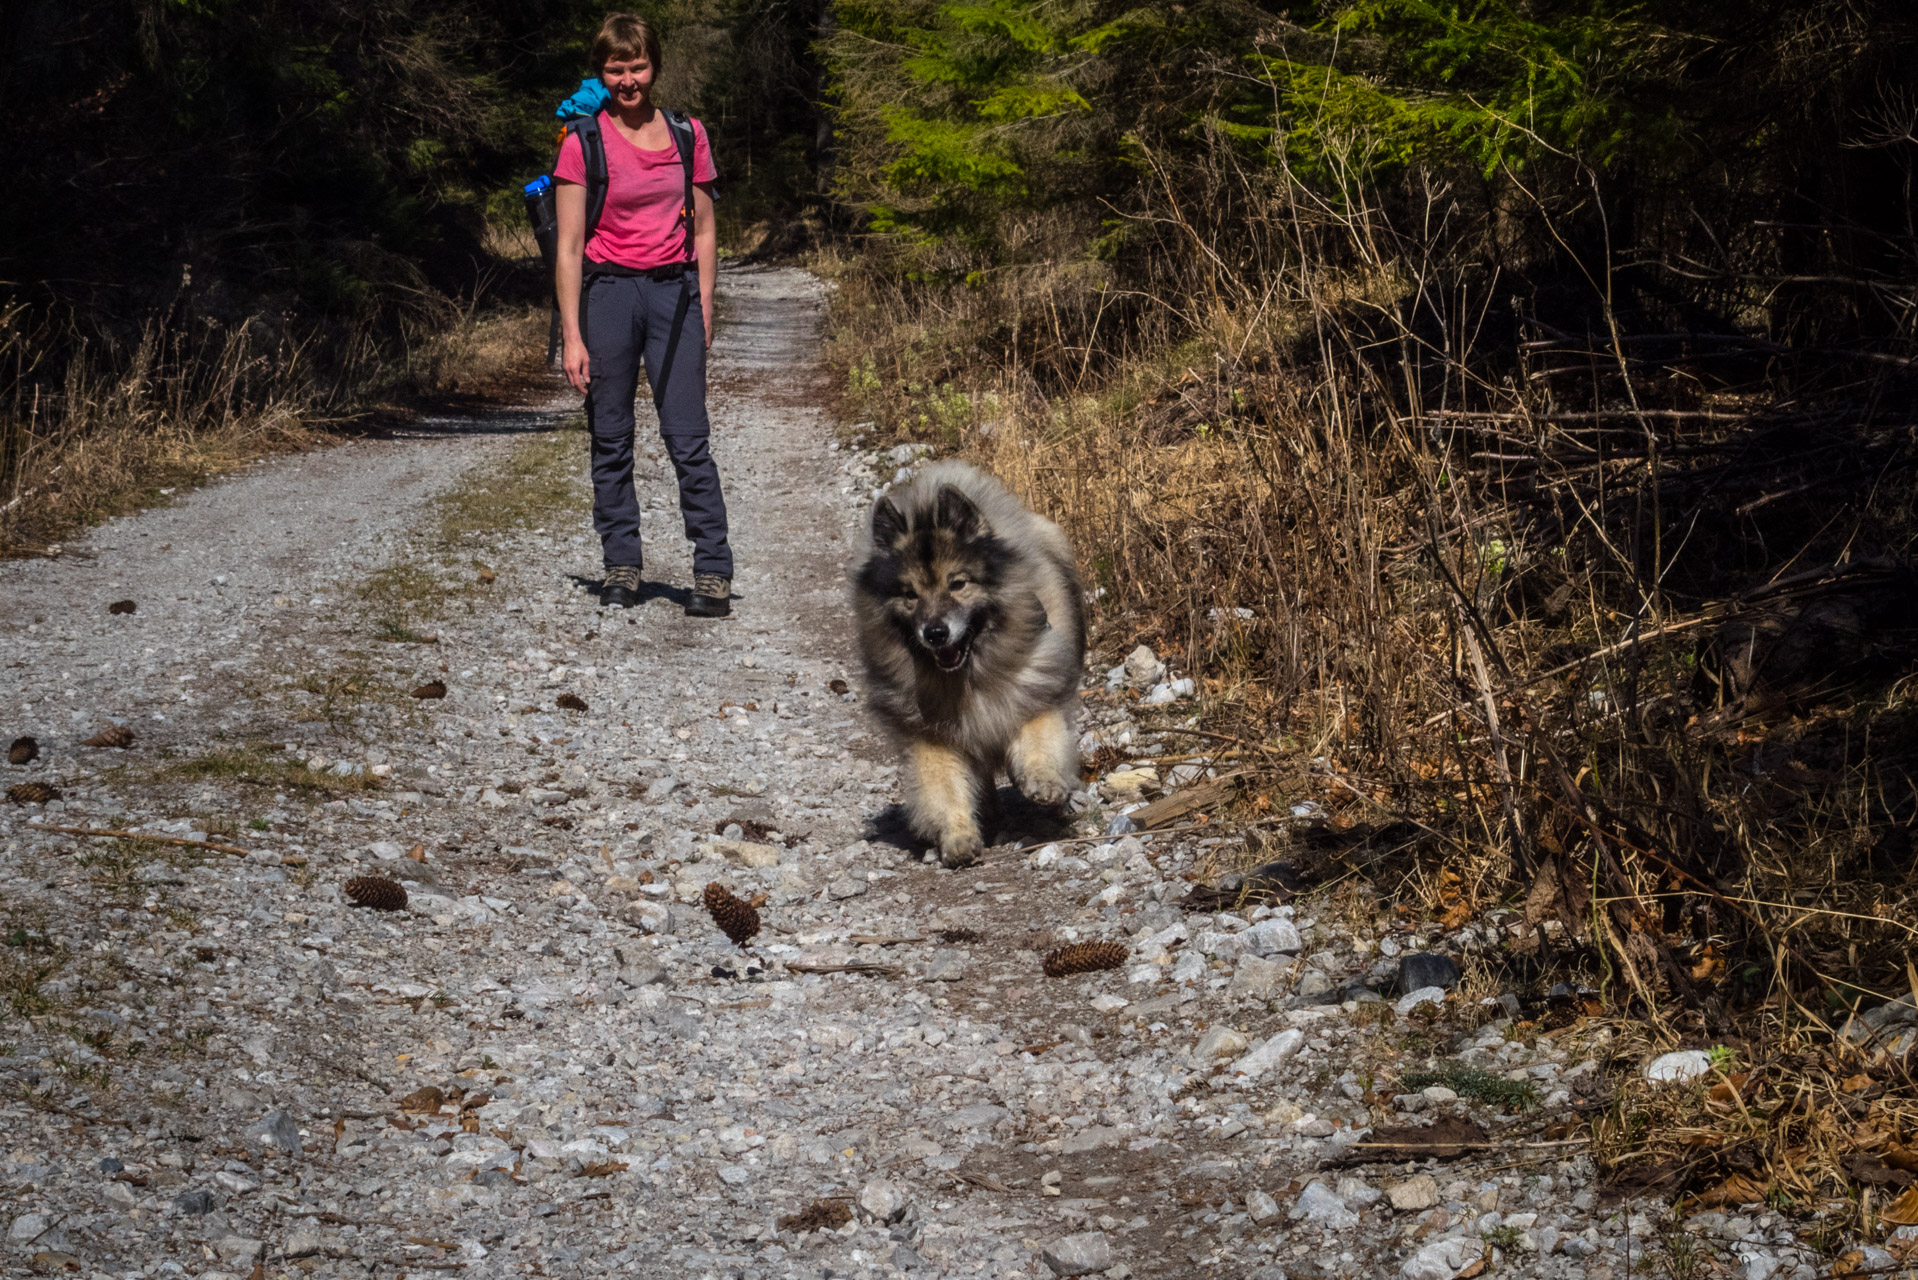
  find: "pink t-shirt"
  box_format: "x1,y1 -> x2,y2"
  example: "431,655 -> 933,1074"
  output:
554,111 -> 716,269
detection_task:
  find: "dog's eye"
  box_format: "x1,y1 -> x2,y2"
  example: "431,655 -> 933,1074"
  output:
948,577 -> 969,591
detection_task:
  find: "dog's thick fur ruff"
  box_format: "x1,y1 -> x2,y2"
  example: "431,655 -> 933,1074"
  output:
853,461 -> 1085,866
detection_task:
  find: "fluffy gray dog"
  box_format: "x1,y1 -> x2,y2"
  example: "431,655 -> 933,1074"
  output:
852,461 -> 1085,867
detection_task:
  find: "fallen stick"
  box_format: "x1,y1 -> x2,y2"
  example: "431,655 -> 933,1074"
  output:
26,822 -> 255,857
848,934 -> 925,946
783,961 -> 902,977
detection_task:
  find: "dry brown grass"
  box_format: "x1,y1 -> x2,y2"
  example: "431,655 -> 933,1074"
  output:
0,300 -> 549,558
816,124 -> 1918,1231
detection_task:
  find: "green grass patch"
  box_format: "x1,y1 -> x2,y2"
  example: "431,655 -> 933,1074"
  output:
349,425 -> 586,642
1,915 -> 68,1020
373,615 -> 437,644
1403,1061 -> 1537,1110
433,423 -> 585,545
156,747 -> 382,794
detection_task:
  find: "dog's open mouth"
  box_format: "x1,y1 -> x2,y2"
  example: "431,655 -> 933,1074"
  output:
932,640 -> 971,671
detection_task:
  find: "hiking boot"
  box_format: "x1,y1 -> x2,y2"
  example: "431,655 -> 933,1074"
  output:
601,565 -> 641,609
686,572 -> 731,618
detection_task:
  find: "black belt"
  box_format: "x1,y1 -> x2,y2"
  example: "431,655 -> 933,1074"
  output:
584,258 -> 693,282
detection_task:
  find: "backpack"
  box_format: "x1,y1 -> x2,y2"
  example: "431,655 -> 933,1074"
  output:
522,108 -> 700,362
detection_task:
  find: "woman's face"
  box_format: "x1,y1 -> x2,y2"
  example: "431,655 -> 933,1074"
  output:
599,56 -> 655,110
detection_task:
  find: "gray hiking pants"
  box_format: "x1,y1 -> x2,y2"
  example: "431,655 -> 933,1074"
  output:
581,271 -> 733,578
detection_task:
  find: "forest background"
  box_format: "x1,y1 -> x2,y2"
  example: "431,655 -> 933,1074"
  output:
6,0 -> 1918,1217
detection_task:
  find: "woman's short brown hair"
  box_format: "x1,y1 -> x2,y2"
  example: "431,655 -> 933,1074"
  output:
592,13 -> 663,74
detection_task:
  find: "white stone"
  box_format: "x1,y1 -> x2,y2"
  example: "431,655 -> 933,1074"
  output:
1230,953 -> 1287,999
1090,994 -> 1128,1012
1231,1028 -> 1304,1078
1239,918 -> 1303,956
1121,646 -> 1165,690
1644,1049 -> 1715,1083
1290,1181 -> 1358,1229
622,900 -> 674,934
1401,1236 -> 1485,1280
858,1178 -> 906,1223
1336,1175 -> 1382,1207
1170,951 -> 1207,984
1192,1026 -> 1248,1062
1387,1175 -> 1439,1211
710,838 -> 781,868
1042,1231 -> 1115,1276
1245,1188 -> 1279,1222
1394,985 -> 1446,1014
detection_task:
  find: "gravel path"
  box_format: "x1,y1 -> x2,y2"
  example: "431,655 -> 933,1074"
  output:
1,266 -> 1816,1280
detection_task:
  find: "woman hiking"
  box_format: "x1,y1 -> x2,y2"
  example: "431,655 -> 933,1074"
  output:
554,13 -> 732,617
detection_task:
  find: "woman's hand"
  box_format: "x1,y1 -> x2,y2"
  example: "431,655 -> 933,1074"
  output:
563,337 -> 591,394
702,297 -> 714,351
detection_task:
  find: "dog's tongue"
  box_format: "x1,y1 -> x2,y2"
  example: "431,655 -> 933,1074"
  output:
934,644 -> 967,671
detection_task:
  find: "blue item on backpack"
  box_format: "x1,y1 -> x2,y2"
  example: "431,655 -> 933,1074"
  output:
556,78 -> 610,121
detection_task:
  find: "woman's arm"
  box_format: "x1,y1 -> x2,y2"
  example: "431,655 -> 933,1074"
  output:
555,180 -> 589,393
693,181 -> 717,350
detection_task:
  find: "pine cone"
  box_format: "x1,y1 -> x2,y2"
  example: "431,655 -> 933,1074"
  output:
8,736 -> 38,765
556,693 -> 588,711
703,881 -> 761,947
107,599 -> 136,615
81,724 -> 134,749
6,782 -> 60,804
411,680 -> 447,700
345,875 -> 408,911
1042,941 -> 1129,978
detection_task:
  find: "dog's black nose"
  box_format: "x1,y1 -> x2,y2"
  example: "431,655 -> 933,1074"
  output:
921,621 -> 950,646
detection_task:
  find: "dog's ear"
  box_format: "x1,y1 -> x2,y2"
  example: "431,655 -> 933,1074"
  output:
935,485 -> 989,541
870,495 -> 908,548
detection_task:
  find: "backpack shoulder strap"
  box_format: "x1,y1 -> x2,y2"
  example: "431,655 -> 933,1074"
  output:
664,109 -> 698,261
560,114 -> 609,242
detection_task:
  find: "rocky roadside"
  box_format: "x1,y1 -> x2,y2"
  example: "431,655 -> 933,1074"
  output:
0,265 -> 1865,1280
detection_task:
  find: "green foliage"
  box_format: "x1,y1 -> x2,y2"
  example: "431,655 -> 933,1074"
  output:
829,0 -> 1707,251
1257,0 -> 1676,180
1403,1061 -> 1538,1109
832,0 -> 1124,238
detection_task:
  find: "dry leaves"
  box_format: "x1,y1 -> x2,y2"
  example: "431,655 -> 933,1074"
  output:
411,681 -> 447,700
476,565 -> 496,584
577,1160 -> 627,1178
405,843 -> 426,862
778,1200 -> 852,1233
107,599 -> 136,615
1437,866 -> 1472,930
8,736 -> 37,765
81,724 -> 133,748
1683,1173 -> 1769,1210
397,1087 -> 446,1114
556,693 -> 588,712
1882,1186 -> 1918,1225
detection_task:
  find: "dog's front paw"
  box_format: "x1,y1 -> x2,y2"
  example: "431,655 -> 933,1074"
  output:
1015,772 -> 1071,808
939,831 -> 984,868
